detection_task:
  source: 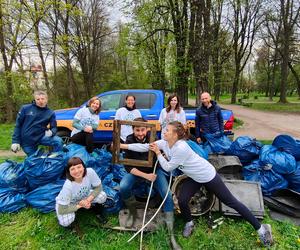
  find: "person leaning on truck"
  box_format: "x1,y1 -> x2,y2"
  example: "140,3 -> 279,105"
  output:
195,92 -> 224,143
70,96 -> 101,153
11,90 -> 63,156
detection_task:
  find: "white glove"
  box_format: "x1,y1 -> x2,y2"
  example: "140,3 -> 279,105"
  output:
45,130 -> 53,137
11,143 -> 21,153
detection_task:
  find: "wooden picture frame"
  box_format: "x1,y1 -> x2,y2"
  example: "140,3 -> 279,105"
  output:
112,120 -> 156,167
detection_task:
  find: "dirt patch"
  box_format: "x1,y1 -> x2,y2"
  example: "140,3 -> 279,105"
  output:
0,150 -> 25,158
221,104 -> 300,140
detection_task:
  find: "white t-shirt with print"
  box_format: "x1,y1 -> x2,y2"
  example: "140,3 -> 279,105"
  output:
56,168 -> 101,206
71,107 -> 99,137
115,107 -> 142,141
159,108 -> 186,138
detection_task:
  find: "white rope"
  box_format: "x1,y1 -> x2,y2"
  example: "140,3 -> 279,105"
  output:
128,171 -> 173,243
139,159 -> 159,250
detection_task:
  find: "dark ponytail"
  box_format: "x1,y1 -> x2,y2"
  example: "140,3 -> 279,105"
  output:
168,121 -> 190,140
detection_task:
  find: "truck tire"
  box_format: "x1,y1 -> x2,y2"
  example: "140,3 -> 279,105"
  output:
57,130 -> 71,145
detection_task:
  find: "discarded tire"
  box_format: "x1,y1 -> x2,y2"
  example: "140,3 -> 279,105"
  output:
171,175 -> 215,216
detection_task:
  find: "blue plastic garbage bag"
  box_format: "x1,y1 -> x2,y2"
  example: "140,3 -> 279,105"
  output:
204,132 -> 232,154
186,140 -> 208,159
102,184 -> 122,214
0,187 -> 26,213
226,136 -> 263,165
284,162 -> 300,193
24,149 -> 66,190
102,173 -> 119,190
243,160 -> 288,196
65,143 -> 93,166
111,164 -> 127,182
25,179 -> 65,213
0,160 -> 28,193
259,145 -> 297,175
272,134 -> 300,161
89,147 -> 112,179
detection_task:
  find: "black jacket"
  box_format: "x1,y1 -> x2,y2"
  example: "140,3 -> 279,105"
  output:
124,131 -> 156,174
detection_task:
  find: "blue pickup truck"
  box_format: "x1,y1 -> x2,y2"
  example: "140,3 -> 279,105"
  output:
55,89 -> 234,143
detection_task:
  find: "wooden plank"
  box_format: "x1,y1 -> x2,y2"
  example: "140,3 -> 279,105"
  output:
111,119 -> 156,167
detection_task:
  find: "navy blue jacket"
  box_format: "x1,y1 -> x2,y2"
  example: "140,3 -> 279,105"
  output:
12,102 -> 57,147
195,100 -> 224,138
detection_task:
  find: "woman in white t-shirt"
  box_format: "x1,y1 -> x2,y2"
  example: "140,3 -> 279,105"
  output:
159,94 -> 186,139
115,95 -> 141,142
55,157 -> 107,227
121,121 -> 273,247
70,97 -> 101,153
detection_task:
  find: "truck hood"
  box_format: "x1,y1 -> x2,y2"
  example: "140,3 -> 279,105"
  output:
55,107 -> 79,120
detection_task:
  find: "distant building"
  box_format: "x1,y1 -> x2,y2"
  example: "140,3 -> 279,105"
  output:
25,64 -> 48,90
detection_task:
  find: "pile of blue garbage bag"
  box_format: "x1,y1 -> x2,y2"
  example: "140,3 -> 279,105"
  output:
1,133 -> 300,214
0,144 -> 126,214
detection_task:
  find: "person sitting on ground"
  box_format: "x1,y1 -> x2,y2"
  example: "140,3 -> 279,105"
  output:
120,117 -> 181,250
55,157 -> 107,228
195,92 -> 224,143
159,93 -> 186,139
121,121 -> 274,247
115,95 -> 141,143
70,96 -> 101,153
11,90 -> 63,156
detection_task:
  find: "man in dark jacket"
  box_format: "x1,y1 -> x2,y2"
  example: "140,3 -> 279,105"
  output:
119,117 -> 180,249
11,90 -> 63,156
195,92 -> 224,143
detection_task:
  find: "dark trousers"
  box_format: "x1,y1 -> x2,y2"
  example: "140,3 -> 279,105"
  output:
71,131 -> 94,153
177,173 -> 261,230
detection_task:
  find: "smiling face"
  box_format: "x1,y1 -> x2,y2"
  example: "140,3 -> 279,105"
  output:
69,163 -> 85,182
163,124 -> 178,142
200,92 -> 211,107
133,126 -> 147,141
90,99 -> 100,112
125,96 -> 135,109
169,96 -> 178,109
34,94 -> 48,108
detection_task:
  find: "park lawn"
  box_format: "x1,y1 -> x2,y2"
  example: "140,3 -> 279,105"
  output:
0,123 -> 14,150
0,206 -> 299,250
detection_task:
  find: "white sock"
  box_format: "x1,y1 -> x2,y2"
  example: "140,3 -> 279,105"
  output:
186,220 -> 194,227
257,225 -> 265,235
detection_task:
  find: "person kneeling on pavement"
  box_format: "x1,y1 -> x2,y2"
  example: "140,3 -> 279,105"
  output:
55,157 -> 107,228
120,117 -> 181,250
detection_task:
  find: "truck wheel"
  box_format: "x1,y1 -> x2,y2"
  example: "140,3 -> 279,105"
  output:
57,130 -> 71,145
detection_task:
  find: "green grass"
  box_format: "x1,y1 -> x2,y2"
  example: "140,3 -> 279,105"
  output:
0,124 -> 14,150
233,118 -> 244,129
0,207 -> 299,249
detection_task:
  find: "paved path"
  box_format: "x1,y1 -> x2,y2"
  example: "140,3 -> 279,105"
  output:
188,98 -> 300,140
220,104 -> 300,140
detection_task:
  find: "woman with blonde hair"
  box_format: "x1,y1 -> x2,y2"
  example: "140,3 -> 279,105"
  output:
70,97 -> 101,153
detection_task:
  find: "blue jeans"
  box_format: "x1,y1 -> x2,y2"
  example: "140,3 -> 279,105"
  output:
22,135 -> 63,156
120,168 -> 174,212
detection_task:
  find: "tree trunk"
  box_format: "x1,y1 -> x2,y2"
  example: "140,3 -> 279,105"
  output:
288,62 -> 300,99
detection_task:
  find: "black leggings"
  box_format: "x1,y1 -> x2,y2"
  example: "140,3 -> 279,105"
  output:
71,131 -> 94,153
177,173 -> 261,230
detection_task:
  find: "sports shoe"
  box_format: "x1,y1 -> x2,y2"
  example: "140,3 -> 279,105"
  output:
182,222 -> 194,238
258,224 -> 274,247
